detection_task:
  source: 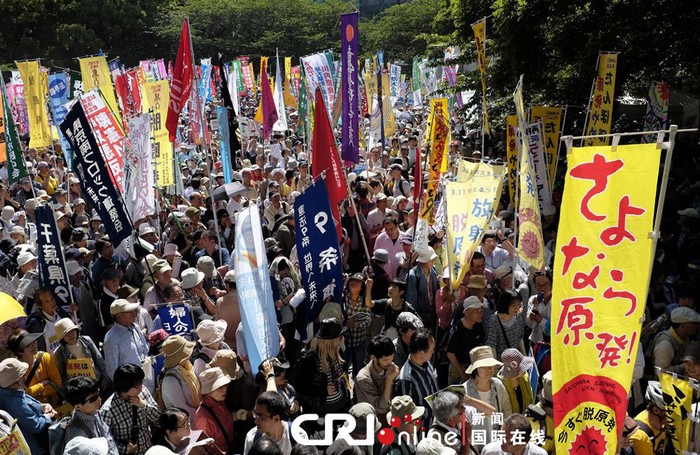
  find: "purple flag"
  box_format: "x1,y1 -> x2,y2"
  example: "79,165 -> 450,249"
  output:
341,12 -> 359,163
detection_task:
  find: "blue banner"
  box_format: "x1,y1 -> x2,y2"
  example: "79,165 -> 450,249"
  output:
35,205 -> 71,322
157,303 -> 195,338
60,101 -> 133,247
47,73 -> 73,169
233,207 -> 280,372
217,106 -> 232,183
294,178 -> 343,324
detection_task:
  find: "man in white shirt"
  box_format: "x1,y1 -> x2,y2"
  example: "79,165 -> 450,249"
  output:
244,391 -> 305,455
367,193 -> 389,235
476,230 -> 513,273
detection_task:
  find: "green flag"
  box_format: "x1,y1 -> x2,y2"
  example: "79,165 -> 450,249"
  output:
1,73 -> 27,184
297,66 -> 308,137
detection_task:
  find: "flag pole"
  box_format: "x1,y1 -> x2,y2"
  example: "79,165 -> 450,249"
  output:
551,105 -> 568,188
343,170 -> 372,268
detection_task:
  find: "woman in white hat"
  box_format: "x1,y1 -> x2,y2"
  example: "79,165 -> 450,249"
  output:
192,319 -> 229,376
194,367 -> 234,453
464,346 -> 512,450
52,318 -> 111,392
497,348 -> 535,415
159,336 -> 202,420
181,267 -> 217,316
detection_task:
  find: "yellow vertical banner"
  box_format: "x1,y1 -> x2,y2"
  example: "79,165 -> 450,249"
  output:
658,371 -> 694,453
505,115 -> 518,204
585,53 -> 618,146
447,161 -> 505,289
141,81 -> 174,187
420,107 -> 448,225
383,96 -> 396,138
16,61 -> 52,148
0,89 -> 6,163
514,79 -> 545,270
78,56 -> 120,116
472,19 -> 490,135
284,57 -> 292,84
284,56 -> 297,108
551,143 -> 660,454
530,106 -> 563,186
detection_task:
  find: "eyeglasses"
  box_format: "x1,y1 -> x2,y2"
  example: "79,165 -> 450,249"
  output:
183,223 -> 192,227
84,394 -> 101,404
178,419 -> 191,429
252,411 -> 271,420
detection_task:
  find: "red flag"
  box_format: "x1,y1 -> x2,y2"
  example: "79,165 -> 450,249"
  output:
166,20 -> 194,142
312,87 -> 347,240
260,61 -> 278,141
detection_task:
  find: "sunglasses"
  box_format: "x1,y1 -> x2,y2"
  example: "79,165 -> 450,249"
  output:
84,394 -> 100,404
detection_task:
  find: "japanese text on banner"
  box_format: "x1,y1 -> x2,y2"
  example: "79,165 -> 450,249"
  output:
142,80 -> 174,187
78,56 -> 120,116
530,106 -> 563,187
585,53 -> 618,146
551,144 -> 660,455
658,370 -> 694,453
420,100 -> 449,225
505,115 -> 518,204
16,61 -> 52,148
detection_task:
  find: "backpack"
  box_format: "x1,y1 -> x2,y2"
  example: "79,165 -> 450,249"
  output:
155,369 -> 183,411
48,416 -> 91,455
643,330 -> 680,377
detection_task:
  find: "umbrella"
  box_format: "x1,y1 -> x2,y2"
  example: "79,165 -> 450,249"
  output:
212,182 -> 247,202
0,293 -> 26,359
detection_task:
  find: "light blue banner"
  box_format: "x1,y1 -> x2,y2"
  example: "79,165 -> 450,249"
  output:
47,73 -> 73,169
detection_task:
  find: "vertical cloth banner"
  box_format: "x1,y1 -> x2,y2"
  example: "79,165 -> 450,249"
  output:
294,179 -> 344,324
301,52 -> 335,120
80,89 -> 125,192
78,57 -> 120,115
514,77 -> 545,271
447,161 -> 505,290
142,81 -> 175,187
506,115 -> 518,204
218,55 -> 241,173
16,61 -> 52,148
0,75 -> 27,183
166,21 -> 194,142
0,84 -> 5,163
259,57 -> 278,141
584,53 -> 618,146
217,106 -> 232,182
8,71 -> 29,135
35,205 -> 71,340
233,207 -> 280,372
60,101 -> 133,247
659,370 -> 694,453
341,12 -> 360,164
472,19 -> 490,136
420,101 -> 449,225
273,54 -> 288,132
238,57 -> 254,92
47,73 -> 73,168
311,88 -> 346,241
551,143 -> 660,454
123,114 -> 154,223
530,106 -> 563,186
524,120 -> 554,213
642,81 -> 670,144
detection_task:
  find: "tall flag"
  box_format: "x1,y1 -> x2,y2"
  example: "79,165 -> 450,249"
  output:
142,81 -> 175,187
312,87 -> 346,241
376,55 -> 385,148
16,61 -> 52,148
47,73 -> 74,168
472,18 -> 491,136
514,76 -> 545,271
60,101 -> 133,247
447,160 -> 505,289
341,12 -> 360,163
584,52 -> 618,146
283,58 -> 297,108
0,74 -> 27,183
420,100 -> 449,225
505,115 -> 518,204
530,106 -> 564,186
78,56 -> 120,115
123,114 -> 155,223
272,53 -> 288,132
218,54 -> 241,172
658,371 -> 694,453
294,179 -> 344,324
551,142 -> 660,455
165,20 -> 194,142
35,205 -> 72,334
642,81 -> 670,143
297,65 -> 308,137
301,53 -> 335,120
233,207 -> 280,372
523,120 -> 554,213
0,80 -> 6,164
260,58 -> 278,141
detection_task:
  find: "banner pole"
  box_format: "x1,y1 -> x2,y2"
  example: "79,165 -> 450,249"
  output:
551,105 -> 568,187
343,170 -> 372,268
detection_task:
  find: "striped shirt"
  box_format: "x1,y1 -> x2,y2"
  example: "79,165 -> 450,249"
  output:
394,358 -> 439,426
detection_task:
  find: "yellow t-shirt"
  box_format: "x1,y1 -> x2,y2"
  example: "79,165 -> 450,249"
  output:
629,410 -> 666,455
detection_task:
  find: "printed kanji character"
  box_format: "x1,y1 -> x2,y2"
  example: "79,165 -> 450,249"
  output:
569,154 -> 624,222
559,237 -> 590,276
600,196 -> 645,246
557,297 -> 595,345
595,332 -> 628,368
318,247 -> 339,272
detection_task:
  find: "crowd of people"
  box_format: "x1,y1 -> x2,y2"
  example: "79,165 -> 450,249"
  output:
0,89 -> 698,455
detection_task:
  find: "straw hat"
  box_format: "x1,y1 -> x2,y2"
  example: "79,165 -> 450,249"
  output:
416,247 -> 438,264
208,349 -> 243,380
199,367 -> 231,395
195,320 -> 227,347
499,348 -> 535,379
55,318 -> 80,341
0,358 -> 29,388
465,346 -> 502,374
466,275 -> 487,289
386,395 -> 425,423
162,335 -> 196,369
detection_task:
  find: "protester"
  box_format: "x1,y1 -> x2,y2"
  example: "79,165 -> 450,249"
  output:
195,367 -> 234,453
52,318 -> 111,393
103,299 -> 150,380
62,376 -> 119,451
7,328 -> 62,405
159,335 -> 202,420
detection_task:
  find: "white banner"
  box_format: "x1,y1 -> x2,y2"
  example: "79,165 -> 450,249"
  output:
273,55 -> 288,131
301,53 -> 335,119
524,120 -> 553,213
123,114 -> 155,222
368,94 -> 382,150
